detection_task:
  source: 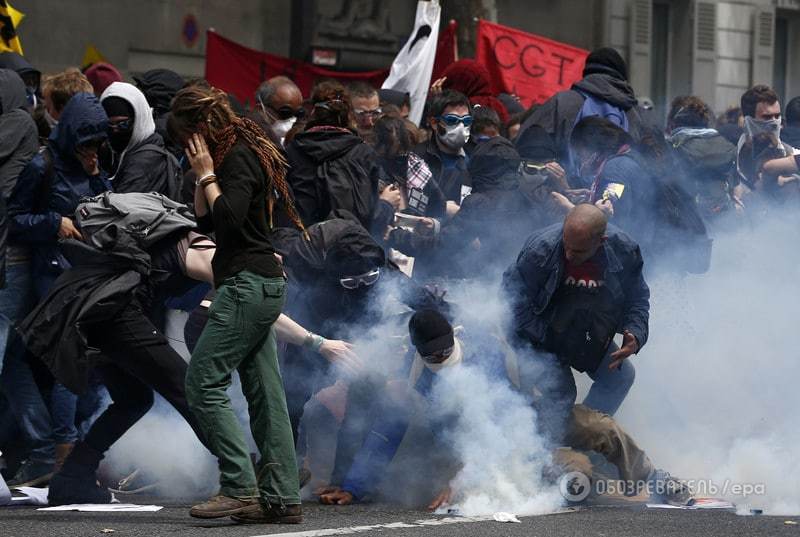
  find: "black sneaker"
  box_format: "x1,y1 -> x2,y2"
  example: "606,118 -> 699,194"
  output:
48,472 -> 112,506
7,460 -> 53,488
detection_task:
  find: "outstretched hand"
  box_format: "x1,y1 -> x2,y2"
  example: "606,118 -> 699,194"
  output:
319,339 -> 364,376
608,330 -> 639,370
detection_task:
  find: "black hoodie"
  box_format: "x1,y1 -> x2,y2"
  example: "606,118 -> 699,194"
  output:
518,73 -> 644,163
0,69 -> 39,198
285,128 -> 388,231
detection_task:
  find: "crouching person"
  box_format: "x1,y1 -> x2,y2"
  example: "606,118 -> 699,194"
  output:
318,310 -> 689,508
170,85 -> 307,524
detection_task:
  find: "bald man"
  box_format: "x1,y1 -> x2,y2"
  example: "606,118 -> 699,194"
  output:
253,76 -> 305,145
503,204 -> 649,436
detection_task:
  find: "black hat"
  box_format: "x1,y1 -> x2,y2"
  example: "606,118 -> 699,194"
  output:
515,124 -> 557,163
101,96 -> 134,118
582,47 -> 628,81
409,309 -> 454,356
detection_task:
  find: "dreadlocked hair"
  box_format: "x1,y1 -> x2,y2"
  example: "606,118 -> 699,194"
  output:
169,84 -> 308,238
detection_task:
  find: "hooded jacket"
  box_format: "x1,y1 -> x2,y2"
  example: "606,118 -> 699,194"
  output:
286,128 -> 387,230
133,69 -> 185,157
0,69 -> 39,199
0,52 -> 40,105
519,73 -> 644,163
502,223 -> 649,354
8,92 -> 109,294
101,82 -> 180,199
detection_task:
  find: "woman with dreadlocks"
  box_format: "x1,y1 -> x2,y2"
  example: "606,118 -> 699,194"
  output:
169,85 -> 305,524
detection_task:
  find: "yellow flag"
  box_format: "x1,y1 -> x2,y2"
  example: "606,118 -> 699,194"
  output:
0,0 -> 24,54
82,44 -> 106,68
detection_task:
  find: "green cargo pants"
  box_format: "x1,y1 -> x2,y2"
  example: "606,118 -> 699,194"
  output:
186,270 -> 300,506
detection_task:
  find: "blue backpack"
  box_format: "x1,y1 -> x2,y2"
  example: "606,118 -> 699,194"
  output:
573,90 -> 629,132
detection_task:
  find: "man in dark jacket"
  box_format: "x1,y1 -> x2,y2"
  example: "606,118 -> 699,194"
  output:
0,69 -> 39,199
0,52 -> 41,108
388,137 -> 552,279
503,204 -> 649,421
415,90 -> 473,205
517,47 -> 644,165
100,82 -> 181,200
781,96 -> 800,149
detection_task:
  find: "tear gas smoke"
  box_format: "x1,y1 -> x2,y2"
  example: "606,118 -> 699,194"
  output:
615,207 -> 800,515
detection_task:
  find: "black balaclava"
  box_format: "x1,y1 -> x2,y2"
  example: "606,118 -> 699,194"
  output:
582,47 -> 628,81
102,96 -> 135,153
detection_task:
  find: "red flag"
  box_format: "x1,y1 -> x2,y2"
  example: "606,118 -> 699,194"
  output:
205,31 -> 389,106
475,20 -> 588,108
431,19 -> 457,82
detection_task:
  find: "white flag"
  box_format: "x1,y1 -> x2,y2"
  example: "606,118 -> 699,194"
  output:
382,0 -> 441,125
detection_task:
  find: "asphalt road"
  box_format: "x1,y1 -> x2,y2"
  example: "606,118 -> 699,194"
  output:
2,498 -> 799,537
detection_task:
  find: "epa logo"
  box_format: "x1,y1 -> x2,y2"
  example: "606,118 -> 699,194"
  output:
559,471 -> 591,502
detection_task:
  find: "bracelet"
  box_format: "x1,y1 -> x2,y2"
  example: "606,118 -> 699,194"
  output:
196,172 -> 216,186
200,175 -> 218,188
302,331 -> 325,352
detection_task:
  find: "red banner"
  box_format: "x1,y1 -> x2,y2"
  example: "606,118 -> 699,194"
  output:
205,31 -> 389,107
431,19 -> 458,82
475,20 -> 589,107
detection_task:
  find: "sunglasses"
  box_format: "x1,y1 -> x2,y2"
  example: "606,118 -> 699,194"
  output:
339,268 -> 381,290
438,114 -> 473,127
354,108 -> 382,118
271,105 -> 306,121
520,161 -> 548,174
421,345 -> 454,364
108,118 -> 132,131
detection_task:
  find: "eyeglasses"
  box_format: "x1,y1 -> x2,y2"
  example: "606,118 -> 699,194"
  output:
108,118 -> 132,131
438,114 -> 473,127
421,345 -> 454,364
271,105 -> 306,121
520,161 -> 548,174
354,108 -> 382,118
339,268 -> 381,290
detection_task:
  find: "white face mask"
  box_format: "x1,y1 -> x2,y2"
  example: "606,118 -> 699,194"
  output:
272,116 -> 296,142
744,116 -> 782,138
439,123 -> 470,151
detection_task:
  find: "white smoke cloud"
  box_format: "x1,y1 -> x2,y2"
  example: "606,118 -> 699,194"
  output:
615,208 -> 800,515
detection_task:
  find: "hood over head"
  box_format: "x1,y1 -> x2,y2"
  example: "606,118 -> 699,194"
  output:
582,47 -> 628,81
573,73 -> 637,110
271,218 -> 385,280
0,68 -> 28,114
100,82 -> 155,152
515,124 -> 557,163
133,69 -> 185,116
468,136 -> 521,192
0,51 -> 40,81
49,92 -> 109,163
293,129 -> 363,162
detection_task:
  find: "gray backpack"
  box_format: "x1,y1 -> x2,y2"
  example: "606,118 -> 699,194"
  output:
75,191 -> 196,249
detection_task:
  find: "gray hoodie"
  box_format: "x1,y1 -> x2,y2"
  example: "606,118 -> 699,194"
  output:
0,68 -> 39,198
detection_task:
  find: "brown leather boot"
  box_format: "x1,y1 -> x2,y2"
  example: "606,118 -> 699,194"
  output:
189,495 -> 258,519
231,503 -> 303,524
54,443 -> 75,473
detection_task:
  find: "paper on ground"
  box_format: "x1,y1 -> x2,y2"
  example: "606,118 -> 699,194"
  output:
492,512 -> 521,523
647,498 -> 735,510
38,504 -> 163,512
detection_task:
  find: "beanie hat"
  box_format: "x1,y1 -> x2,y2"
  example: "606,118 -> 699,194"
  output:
84,62 -> 123,96
582,47 -> 628,81
408,309 -> 454,356
101,95 -> 134,118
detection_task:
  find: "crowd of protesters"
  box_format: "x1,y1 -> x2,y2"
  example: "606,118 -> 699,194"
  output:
0,44 -> 797,523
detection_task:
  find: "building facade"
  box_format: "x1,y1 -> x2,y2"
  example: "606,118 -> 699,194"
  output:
14,0 -> 800,117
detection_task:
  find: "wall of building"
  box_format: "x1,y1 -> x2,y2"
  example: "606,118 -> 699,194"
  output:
13,0 -> 291,78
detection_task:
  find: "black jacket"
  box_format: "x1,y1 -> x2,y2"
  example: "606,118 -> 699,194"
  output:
112,132 -> 181,201
781,125 -> 800,149
0,196 -> 6,288
286,129 -> 387,230
18,235 -> 150,394
413,137 -> 471,203
0,68 -> 39,199
519,73 -> 644,163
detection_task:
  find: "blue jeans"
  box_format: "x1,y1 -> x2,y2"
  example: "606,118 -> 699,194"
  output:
0,260 -> 55,464
519,343 -> 635,442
